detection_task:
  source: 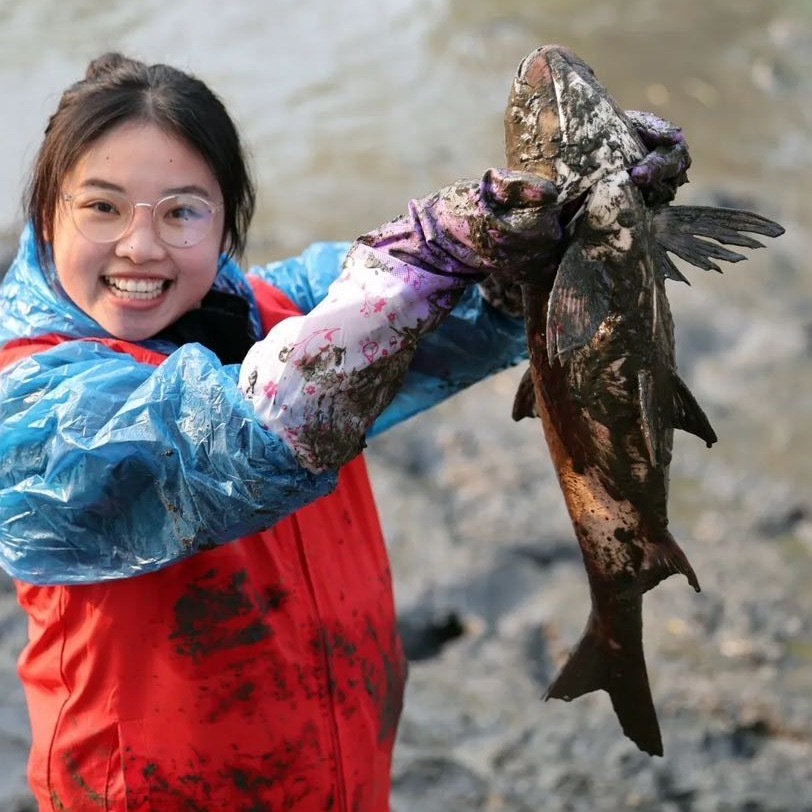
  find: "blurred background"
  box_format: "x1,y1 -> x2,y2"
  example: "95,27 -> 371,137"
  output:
0,1 -> 810,810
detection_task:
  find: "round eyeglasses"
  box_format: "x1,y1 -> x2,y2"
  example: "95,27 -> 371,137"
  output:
62,189 -> 224,248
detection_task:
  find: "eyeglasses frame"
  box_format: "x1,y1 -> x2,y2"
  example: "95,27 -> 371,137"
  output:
61,191 -> 224,249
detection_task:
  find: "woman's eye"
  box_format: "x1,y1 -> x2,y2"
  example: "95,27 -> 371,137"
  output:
168,205 -> 204,221
87,200 -> 120,216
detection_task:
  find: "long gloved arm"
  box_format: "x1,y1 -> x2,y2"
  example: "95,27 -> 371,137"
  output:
240,244 -> 469,472
238,112 -> 691,474
238,168 -> 561,473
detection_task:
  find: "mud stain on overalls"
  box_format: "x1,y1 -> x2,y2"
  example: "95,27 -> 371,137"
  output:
363,616 -> 406,744
62,749 -> 106,808
313,615 -> 406,748
169,568 -> 289,661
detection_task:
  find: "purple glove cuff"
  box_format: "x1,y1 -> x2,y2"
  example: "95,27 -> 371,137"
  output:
358,169 -> 562,284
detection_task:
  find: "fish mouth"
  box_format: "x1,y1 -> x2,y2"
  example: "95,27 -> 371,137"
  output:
505,44 -> 645,204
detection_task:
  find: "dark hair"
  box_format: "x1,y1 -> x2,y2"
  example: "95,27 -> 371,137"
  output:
26,52 -> 256,260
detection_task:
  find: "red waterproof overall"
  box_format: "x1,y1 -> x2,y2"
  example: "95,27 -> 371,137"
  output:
0,279 -> 406,811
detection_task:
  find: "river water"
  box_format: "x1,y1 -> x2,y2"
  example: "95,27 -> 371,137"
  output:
1,0 -> 810,258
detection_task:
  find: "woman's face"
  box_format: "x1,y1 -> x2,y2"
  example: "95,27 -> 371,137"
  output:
51,120 -> 225,341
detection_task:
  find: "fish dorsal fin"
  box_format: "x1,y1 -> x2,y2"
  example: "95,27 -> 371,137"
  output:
653,205 -> 785,275
512,366 -> 538,421
546,253 -> 613,364
670,371 -> 717,447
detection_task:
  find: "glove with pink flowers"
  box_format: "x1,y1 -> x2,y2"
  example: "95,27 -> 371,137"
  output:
238,168 -> 560,473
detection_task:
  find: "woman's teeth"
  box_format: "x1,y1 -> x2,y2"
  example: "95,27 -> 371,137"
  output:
104,277 -> 167,300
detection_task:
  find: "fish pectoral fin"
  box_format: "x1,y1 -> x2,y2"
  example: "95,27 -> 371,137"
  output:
670,371 -> 717,447
652,243 -> 691,284
546,606 -> 664,757
546,254 -> 612,364
511,366 -> 538,421
653,205 -> 785,275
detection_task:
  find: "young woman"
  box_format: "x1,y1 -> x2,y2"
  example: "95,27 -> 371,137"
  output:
0,53 -> 689,811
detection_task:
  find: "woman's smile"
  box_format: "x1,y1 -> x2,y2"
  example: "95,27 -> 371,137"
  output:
103,275 -> 172,302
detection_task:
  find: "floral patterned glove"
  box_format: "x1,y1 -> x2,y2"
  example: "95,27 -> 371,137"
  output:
238,169 -> 562,473
238,240 -> 468,473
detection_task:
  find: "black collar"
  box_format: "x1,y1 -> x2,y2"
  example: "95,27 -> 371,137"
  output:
154,289 -> 258,365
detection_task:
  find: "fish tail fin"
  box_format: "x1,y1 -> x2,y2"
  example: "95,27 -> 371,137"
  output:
546,605 -> 664,756
641,528 -> 702,594
653,205 -> 785,277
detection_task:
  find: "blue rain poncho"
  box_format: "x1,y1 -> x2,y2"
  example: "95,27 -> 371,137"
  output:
0,226 -> 528,585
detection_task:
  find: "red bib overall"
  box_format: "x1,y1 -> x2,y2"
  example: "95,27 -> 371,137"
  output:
0,279 -> 406,811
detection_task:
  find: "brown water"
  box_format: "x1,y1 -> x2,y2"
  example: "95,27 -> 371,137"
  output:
1,0 -> 809,247
0,0 -> 810,480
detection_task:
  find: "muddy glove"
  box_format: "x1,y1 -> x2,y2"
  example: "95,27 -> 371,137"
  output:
626,109 -> 691,206
239,168 -> 560,473
362,167 -> 563,285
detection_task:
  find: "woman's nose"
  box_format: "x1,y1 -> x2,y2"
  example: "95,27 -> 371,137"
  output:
114,206 -> 168,263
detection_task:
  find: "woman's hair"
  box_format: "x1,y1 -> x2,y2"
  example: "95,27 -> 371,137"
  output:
26,52 -> 256,260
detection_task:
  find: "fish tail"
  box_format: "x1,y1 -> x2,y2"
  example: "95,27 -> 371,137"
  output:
546,604 -> 664,756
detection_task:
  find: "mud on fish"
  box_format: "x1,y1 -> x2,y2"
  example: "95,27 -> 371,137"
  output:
504,44 -> 785,756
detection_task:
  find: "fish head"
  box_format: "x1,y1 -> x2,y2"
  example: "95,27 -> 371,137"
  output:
505,44 -> 645,206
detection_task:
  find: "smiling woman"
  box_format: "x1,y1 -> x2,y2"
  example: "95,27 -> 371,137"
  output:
0,50 -> 553,812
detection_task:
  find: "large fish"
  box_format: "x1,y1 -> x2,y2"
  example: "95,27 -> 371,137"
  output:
505,45 -> 785,756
